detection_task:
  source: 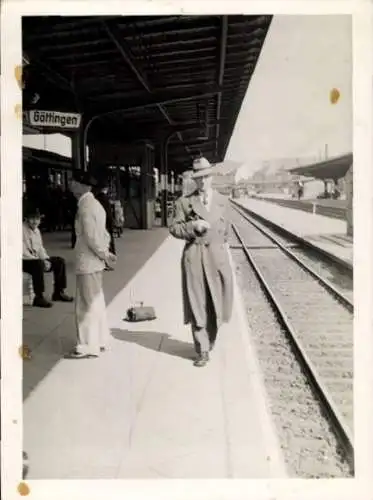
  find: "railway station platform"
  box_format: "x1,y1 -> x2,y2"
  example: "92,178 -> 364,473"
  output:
233,197 -> 353,270
23,229 -> 286,479
253,194 -> 347,220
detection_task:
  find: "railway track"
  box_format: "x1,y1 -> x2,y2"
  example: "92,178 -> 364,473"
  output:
229,203 -> 353,475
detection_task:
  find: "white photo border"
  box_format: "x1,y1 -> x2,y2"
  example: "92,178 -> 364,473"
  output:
1,1 -> 372,499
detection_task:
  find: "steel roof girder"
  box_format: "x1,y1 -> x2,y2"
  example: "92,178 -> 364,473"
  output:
101,19 -> 192,158
139,36 -> 217,51
138,46 -> 216,59
49,48 -> 117,62
88,118 -> 229,144
116,20 -> 216,38
153,66 -> 216,77
23,53 -> 75,95
86,81 -> 215,101
37,38 -> 111,54
101,20 -> 152,92
146,55 -> 216,67
86,83 -> 223,127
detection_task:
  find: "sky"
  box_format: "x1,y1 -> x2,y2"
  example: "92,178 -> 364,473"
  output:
226,15 -> 352,174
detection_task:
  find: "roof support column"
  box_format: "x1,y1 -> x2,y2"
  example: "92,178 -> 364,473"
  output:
140,143 -> 155,230
156,134 -> 173,227
71,126 -> 85,171
161,139 -> 169,228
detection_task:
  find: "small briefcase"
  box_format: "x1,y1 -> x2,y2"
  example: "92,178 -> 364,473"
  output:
125,302 -> 156,322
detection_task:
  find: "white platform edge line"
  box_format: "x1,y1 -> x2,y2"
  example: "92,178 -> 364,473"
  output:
227,248 -> 288,479
246,198 -> 348,227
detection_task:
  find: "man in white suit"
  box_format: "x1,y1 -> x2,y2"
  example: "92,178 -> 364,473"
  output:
67,172 -> 116,359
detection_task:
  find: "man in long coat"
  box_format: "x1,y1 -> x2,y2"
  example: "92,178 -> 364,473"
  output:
67,172 -> 116,359
169,157 -> 233,367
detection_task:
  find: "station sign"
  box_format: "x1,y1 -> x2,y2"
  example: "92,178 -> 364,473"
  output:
27,110 -> 82,129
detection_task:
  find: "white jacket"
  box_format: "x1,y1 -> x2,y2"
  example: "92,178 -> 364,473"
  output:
75,192 -> 110,275
22,222 -> 49,260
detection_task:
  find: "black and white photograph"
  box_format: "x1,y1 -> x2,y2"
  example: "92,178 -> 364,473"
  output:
2,2 -> 373,498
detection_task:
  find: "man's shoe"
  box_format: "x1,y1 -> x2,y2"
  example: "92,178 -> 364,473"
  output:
52,292 -> 74,302
64,350 -> 98,359
193,352 -> 209,367
32,296 -> 53,308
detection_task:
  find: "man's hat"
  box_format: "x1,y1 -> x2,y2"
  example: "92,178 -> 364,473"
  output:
72,171 -> 98,187
23,204 -> 42,219
191,156 -> 215,179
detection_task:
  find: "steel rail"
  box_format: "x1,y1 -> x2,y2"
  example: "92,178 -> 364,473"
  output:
231,221 -> 354,473
231,203 -> 353,312
230,199 -> 353,274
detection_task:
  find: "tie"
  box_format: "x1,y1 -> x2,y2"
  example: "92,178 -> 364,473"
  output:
202,192 -> 208,206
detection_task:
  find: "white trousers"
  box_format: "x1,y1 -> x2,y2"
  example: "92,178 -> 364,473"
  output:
75,271 -> 110,356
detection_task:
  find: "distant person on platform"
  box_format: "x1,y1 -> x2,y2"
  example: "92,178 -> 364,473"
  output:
297,181 -> 304,200
94,182 -> 116,259
169,157 -> 233,368
22,206 -> 73,308
67,172 -> 116,359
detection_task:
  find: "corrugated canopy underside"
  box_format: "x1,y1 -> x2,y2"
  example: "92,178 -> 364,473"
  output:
22,15 -> 272,173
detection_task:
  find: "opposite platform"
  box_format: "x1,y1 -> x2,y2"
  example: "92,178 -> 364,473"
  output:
233,197 -> 353,269
23,229 -> 286,479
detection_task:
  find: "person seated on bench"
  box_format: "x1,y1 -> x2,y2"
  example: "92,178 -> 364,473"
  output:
22,206 -> 74,308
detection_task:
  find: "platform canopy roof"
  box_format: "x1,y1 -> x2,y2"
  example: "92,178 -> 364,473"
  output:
23,146 -> 73,170
22,15 -> 272,174
288,153 -> 353,180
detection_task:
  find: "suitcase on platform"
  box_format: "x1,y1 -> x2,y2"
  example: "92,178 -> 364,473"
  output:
125,302 -> 156,322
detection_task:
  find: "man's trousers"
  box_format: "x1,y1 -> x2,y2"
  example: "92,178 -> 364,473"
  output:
75,271 -> 110,356
22,256 -> 67,296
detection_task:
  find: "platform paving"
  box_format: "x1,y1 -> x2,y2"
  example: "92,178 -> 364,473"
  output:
234,197 -> 353,268
23,228 -> 169,400
253,195 -> 347,221
23,229 -> 286,479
